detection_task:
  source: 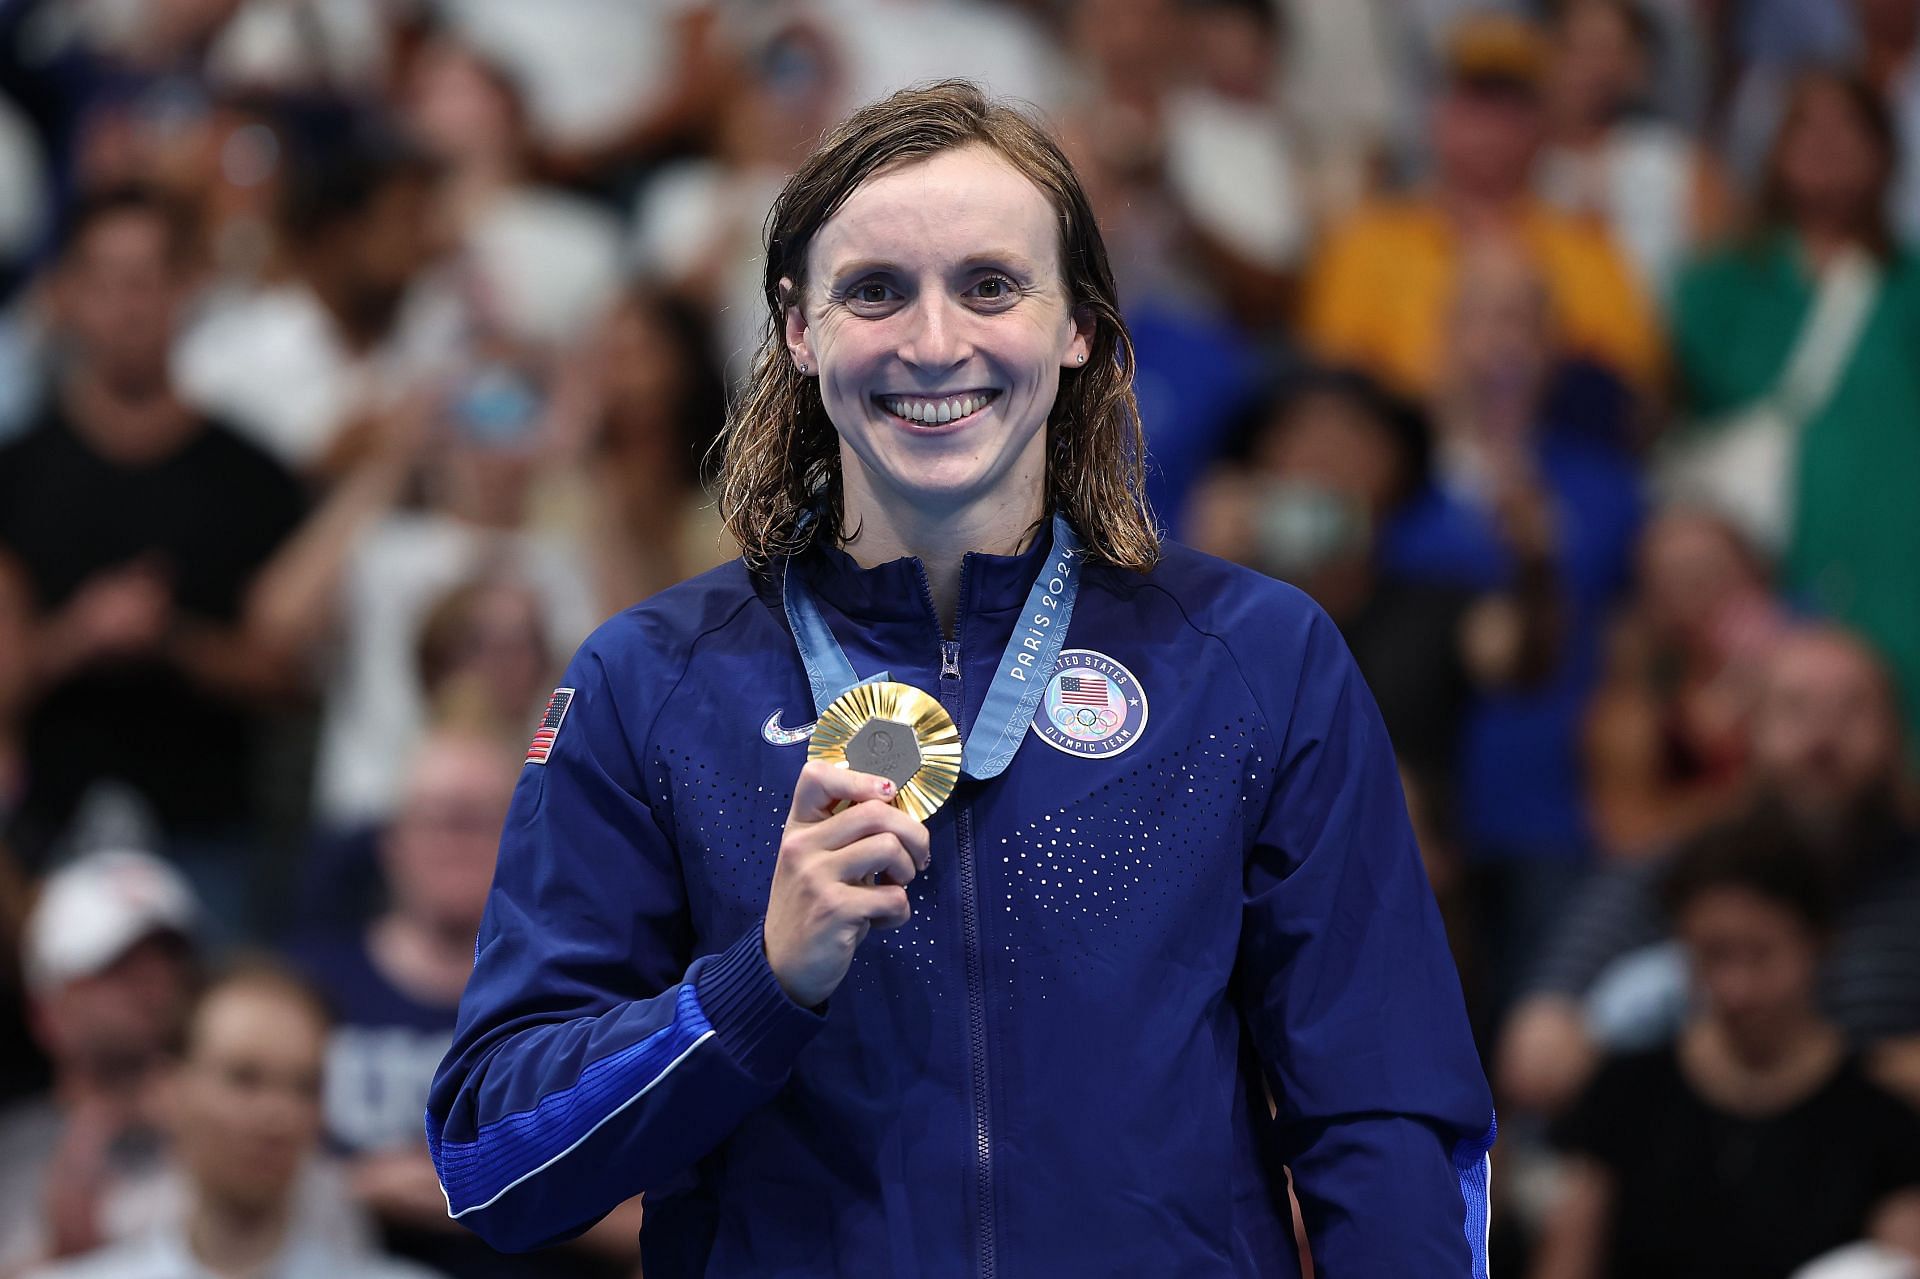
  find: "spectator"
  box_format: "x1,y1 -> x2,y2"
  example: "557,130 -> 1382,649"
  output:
1189,365 -> 1558,819
1536,0 -> 1735,302
247,362 -> 596,830
1161,0 -> 1313,332
26,960 -> 442,1279
1301,11 -> 1662,396
286,730 -> 640,1278
1665,69 -> 1920,736
536,284 -> 733,613
397,33 -> 624,350
413,577 -> 553,745
1381,238 -> 1642,1018
1582,505 -> 1790,859
0,186 -> 306,898
172,134 -> 462,475
1530,812 -> 1920,1279
629,15 -> 844,387
0,851 -> 200,1275
1500,625 -> 1920,1116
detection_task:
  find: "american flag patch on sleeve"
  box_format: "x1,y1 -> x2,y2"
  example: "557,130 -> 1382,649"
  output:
525,688 -> 576,765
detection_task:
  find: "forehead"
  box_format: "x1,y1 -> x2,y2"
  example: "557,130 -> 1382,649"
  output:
191,986 -> 325,1063
808,145 -> 1063,278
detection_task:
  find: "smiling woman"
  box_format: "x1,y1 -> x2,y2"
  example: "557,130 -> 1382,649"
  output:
719,81 -> 1158,625
427,79 -> 1493,1279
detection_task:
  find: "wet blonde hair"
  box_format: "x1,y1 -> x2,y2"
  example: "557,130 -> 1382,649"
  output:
715,80 -> 1159,571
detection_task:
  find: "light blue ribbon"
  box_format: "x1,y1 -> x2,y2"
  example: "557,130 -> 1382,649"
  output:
781,513 -> 1083,781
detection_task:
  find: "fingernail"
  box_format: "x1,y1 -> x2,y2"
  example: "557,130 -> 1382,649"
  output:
878,779 -> 896,798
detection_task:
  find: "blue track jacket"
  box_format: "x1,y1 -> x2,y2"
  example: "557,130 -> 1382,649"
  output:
427,536 -> 1496,1276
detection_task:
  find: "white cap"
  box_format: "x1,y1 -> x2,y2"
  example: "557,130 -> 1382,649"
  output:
23,850 -> 201,995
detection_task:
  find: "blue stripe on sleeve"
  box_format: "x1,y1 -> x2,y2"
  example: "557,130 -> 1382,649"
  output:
1452,1115 -> 1497,1279
427,983 -> 715,1217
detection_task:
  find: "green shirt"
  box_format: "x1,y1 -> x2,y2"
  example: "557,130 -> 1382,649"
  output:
1675,234 -> 1920,730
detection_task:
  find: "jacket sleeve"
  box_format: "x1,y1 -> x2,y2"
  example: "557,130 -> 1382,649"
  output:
425,637 -> 825,1253
1234,602 -> 1496,1276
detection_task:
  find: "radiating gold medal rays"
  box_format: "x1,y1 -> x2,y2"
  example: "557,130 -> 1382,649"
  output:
807,682 -> 962,822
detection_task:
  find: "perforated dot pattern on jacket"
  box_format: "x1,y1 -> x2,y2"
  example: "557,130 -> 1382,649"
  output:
996,723 -> 1265,945
654,748 -> 790,906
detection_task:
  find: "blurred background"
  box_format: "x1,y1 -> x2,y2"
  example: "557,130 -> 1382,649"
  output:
1,0 -> 1919,1276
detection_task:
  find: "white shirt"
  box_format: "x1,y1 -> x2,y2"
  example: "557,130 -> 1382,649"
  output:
173,281 -> 466,469
314,513 -> 599,827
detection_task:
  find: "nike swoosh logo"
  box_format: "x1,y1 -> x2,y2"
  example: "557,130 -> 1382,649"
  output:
762,709 -> 815,746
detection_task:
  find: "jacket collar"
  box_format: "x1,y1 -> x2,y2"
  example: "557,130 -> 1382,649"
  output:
790,522 -> 1059,625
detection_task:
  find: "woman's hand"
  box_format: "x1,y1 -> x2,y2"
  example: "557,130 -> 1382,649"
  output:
764,761 -> 931,1009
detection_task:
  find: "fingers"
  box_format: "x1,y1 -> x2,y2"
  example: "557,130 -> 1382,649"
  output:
789,760 -> 897,824
828,833 -> 919,889
811,798 -> 931,870
844,884 -> 912,930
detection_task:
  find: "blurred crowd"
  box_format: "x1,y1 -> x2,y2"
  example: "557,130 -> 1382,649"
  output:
1,0 -> 1919,1275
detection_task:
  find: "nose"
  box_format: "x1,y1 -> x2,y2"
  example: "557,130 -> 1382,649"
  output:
897,291 -> 972,377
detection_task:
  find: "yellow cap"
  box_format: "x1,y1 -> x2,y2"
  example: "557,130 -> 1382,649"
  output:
1445,12 -> 1550,91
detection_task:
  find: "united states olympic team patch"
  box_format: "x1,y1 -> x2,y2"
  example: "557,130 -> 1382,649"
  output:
525,688 -> 575,764
1030,649 -> 1147,758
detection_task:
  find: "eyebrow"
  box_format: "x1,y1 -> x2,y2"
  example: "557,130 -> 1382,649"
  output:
826,252 -> 1042,280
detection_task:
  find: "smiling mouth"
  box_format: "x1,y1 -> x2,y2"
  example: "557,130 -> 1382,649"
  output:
875,389 -> 1002,427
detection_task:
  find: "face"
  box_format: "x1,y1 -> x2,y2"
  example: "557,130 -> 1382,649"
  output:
1679,886 -> 1822,1057
1443,243 -> 1552,425
1749,633 -> 1900,826
167,983 -> 325,1212
1776,80 -> 1887,226
404,40 -> 522,166
1255,392 -> 1404,520
1433,84 -> 1543,197
34,935 -> 194,1089
56,211 -> 182,392
383,735 -> 516,934
786,145 -> 1092,528
1552,0 -> 1647,124
1638,510 -> 1763,649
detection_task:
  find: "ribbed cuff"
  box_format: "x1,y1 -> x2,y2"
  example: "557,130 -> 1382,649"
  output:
691,921 -> 826,1085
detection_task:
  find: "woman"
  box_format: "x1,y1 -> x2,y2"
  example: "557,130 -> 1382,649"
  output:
1669,70 -> 1920,738
1532,813 -> 1920,1278
1581,505 -> 1787,860
1536,0 -> 1733,303
426,82 -> 1491,1276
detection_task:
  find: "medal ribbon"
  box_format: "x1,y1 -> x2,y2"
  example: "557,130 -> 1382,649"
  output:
782,513 -> 1083,781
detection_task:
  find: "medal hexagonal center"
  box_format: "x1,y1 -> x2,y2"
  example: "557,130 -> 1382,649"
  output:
844,717 -> 922,788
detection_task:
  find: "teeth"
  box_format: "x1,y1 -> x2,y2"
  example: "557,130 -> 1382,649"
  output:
881,392 -> 992,424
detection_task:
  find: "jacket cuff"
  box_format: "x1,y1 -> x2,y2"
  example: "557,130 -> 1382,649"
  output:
691,921 -> 825,1085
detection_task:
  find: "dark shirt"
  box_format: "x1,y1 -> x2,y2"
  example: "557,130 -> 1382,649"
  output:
1342,575 -> 1474,800
1552,1045 -> 1920,1278
0,407 -> 305,850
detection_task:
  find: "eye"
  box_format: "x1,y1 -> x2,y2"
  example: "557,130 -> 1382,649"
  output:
854,281 -> 893,305
972,274 -> 1018,302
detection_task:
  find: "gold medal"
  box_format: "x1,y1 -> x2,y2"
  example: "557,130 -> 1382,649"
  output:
807,681 -> 961,822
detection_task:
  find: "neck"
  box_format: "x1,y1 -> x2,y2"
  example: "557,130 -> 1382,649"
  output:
838,468 -> 1046,637
61,372 -> 195,465
368,911 -> 479,1007
186,1185 -> 291,1279
1680,1012 -> 1840,1115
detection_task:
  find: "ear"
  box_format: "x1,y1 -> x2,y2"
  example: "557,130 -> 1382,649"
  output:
780,277 -> 816,375
1062,303 -> 1095,369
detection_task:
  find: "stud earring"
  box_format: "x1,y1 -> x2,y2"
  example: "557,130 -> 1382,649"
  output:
798,361 -> 808,374
1076,353 -> 1086,364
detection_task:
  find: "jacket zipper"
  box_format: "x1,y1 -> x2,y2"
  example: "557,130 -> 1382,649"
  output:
923,565 -> 997,1279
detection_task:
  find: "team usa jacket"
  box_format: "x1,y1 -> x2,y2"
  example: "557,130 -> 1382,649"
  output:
426,534 -> 1497,1277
